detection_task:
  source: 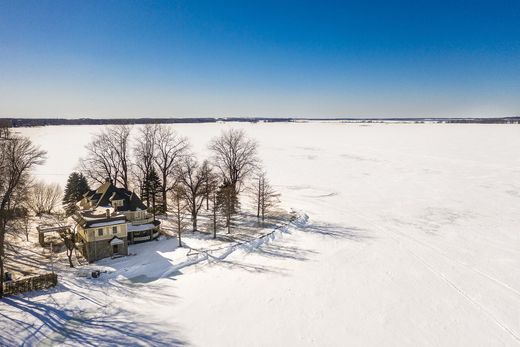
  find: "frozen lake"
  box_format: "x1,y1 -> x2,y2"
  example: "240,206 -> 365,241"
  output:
5,122 -> 520,346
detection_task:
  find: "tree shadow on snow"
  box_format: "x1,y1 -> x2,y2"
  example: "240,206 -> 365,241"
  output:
0,296 -> 188,347
255,243 -> 318,262
302,222 -> 370,241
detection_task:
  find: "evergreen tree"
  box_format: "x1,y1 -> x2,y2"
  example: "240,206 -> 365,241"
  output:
217,179 -> 238,233
143,166 -> 163,218
62,172 -> 90,216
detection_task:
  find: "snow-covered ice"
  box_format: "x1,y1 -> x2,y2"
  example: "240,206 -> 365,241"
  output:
1,122 -> 520,346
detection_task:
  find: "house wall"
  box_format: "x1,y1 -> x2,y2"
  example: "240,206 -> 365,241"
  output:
78,223 -> 128,242
79,236 -> 129,263
123,210 -> 149,222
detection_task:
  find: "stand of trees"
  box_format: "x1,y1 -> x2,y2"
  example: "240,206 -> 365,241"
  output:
29,181 -> 63,216
77,126 -> 279,242
0,124 -> 280,297
0,129 -> 46,298
252,171 -> 280,222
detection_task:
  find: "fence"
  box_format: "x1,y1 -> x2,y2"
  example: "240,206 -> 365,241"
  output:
3,273 -> 58,296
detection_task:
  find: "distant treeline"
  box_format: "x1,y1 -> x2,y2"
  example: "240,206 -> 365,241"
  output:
0,116 -> 518,127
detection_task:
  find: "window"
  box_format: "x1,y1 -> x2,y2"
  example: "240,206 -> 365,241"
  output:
112,226 -> 117,234
97,228 -> 103,236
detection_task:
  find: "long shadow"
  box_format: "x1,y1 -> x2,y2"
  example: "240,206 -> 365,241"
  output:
255,243 -> 318,261
302,222 -> 370,241
0,296 -> 187,346
215,259 -> 287,274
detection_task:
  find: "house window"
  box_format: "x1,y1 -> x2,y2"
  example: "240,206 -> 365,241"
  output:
112,226 -> 117,234
98,228 -> 103,236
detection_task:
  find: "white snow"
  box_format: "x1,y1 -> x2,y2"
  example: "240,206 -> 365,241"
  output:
1,122 -> 520,346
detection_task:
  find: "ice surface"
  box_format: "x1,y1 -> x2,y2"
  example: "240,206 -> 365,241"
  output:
1,122 -> 520,346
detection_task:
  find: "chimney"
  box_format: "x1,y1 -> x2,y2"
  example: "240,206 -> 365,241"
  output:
106,209 -> 111,219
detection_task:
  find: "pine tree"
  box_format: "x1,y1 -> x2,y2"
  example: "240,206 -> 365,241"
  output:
143,166 -> 163,218
217,179 -> 238,233
62,172 -> 90,216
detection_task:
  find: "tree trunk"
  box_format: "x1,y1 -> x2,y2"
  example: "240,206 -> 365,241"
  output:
178,231 -> 182,247
0,255 -> 4,298
162,189 -> 168,213
226,214 -> 231,234
162,171 -> 168,212
0,224 -> 5,298
67,250 -> 74,268
152,194 -> 156,221
213,212 -> 217,239
257,178 -> 261,218
205,187 -> 209,211
191,200 -> 197,231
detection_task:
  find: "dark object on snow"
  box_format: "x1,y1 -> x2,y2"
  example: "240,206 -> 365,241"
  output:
91,270 -> 101,278
4,272 -> 12,282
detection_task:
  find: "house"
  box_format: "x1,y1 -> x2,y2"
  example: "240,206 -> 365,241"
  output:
73,179 -> 161,262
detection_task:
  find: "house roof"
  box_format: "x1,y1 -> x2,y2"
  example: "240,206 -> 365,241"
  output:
75,180 -> 147,227
83,180 -> 146,212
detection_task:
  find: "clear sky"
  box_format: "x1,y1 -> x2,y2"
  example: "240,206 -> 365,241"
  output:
1,0 -> 519,118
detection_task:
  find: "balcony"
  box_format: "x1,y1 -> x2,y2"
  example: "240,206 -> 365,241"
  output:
130,217 -> 154,226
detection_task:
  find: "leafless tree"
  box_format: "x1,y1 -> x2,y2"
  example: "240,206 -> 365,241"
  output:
252,171 -> 280,222
202,162 -> 219,211
17,208 -> 31,242
170,185 -> 189,247
210,189 -> 220,239
209,129 -> 258,208
154,125 -> 189,212
201,165 -> 220,237
178,157 -> 208,232
109,125 -> 132,189
29,181 -> 63,216
0,133 -> 46,298
80,125 -> 131,189
51,215 -> 77,268
133,124 -> 158,206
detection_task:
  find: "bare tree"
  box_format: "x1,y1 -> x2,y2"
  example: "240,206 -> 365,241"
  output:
154,125 -> 189,212
29,181 -> 63,216
18,208 -> 31,242
133,124 -> 158,206
109,125 -> 131,189
52,215 -> 77,268
80,125 -> 131,189
210,189 -> 220,239
170,185 -> 189,247
252,171 -> 280,222
209,129 -> 258,208
0,133 -> 46,298
178,157 -> 208,232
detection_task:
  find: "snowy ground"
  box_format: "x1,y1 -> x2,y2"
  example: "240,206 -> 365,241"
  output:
1,122 -> 520,346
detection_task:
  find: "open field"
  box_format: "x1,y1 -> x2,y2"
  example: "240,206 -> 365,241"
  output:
1,122 -> 520,346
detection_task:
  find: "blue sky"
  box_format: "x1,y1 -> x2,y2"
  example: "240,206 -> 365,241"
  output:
1,0 -> 519,118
